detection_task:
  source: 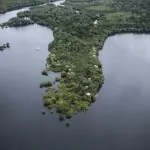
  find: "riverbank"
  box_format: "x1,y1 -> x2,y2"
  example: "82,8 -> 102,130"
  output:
2,0 -> 150,119
0,0 -> 49,14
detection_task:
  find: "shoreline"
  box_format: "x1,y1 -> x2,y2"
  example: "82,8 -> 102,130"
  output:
1,0 -> 150,119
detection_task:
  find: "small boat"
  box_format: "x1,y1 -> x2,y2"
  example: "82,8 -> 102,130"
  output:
36,47 -> 40,51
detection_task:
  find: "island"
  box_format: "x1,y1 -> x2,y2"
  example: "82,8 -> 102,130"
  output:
0,43 -> 10,51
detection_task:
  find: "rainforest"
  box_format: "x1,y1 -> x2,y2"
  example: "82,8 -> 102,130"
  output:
0,0 -> 150,119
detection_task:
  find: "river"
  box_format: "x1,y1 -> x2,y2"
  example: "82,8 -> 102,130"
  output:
0,2 -> 150,150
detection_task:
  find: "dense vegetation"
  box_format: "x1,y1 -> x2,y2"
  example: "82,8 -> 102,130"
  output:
2,0 -> 150,119
0,0 -> 50,13
1,17 -> 34,27
0,43 -> 10,51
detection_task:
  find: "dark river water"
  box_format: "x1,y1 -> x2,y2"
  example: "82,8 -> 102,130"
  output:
1,4 -> 150,150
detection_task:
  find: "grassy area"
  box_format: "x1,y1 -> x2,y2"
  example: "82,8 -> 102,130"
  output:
86,5 -> 112,12
105,12 -> 132,22
2,0 -> 150,119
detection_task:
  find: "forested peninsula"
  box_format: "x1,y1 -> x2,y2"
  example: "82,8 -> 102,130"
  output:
1,0 -> 150,119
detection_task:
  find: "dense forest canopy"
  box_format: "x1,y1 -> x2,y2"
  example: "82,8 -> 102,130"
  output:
1,0 -> 150,119
0,0 -> 49,13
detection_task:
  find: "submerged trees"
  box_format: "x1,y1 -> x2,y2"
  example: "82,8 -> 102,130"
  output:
0,43 -> 10,51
